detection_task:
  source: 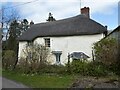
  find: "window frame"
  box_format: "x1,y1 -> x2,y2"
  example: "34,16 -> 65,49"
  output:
44,38 -> 50,47
52,51 -> 62,65
27,41 -> 33,46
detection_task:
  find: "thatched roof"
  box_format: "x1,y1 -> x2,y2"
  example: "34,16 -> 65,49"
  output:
19,15 -> 107,41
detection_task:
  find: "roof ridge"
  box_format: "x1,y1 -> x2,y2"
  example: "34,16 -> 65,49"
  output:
19,15 -> 107,41
32,15 -> 87,26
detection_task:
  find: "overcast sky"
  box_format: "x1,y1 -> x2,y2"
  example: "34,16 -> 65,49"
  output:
1,0 -> 120,30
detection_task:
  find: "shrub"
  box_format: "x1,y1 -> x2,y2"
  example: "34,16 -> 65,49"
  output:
2,50 -> 16,70
18,43 -> 50,74
17,43 -> 66,74
108,63 -> 120,75
93,38 -> 118,66
70,60 -> 88,74
17,57 -> 31,74
93,38 -> 120,75
38,65 -> 66,74
87,62 -> 109,76
69,60 -> 109,76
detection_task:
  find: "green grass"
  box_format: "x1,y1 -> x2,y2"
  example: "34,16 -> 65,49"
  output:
2,70 -> 78,88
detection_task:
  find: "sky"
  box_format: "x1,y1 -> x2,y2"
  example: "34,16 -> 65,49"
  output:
118,1 -> 120,25
1,0 -> 120,30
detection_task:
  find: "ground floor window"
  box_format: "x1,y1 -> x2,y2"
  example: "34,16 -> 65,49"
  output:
52,51 -> 62,65
69,52 -> 90,60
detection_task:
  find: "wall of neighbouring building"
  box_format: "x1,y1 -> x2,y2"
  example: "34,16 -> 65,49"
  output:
105,26 -> 120,61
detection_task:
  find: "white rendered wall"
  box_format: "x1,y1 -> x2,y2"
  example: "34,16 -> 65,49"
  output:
34,34 -> 104,65
18,41 -> 27,59
18,34 -> 104,65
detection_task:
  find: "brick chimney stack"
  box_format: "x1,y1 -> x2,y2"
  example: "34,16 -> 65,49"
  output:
81,7 -> 90,18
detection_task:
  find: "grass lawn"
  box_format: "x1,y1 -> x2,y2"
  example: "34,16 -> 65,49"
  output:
2,70 -> 78,88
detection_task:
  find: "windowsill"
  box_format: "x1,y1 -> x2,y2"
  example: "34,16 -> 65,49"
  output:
55,62 -> 61,65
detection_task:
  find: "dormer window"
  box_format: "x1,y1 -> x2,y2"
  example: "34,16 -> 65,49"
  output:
44,38 -> 50,47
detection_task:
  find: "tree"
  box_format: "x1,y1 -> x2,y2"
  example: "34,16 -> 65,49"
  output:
93,38 -> 118,66
46,13 -> 56,22
7,20 -> 19,50
6,19 -> 30,69
4,20 -> 19,70
19,42 -> 50,74
1,3 -> 31,70
18,19 -> 29,35
1,6 -> 20,40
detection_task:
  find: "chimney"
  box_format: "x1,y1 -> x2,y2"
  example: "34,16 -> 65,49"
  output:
105,25 -> 107,29
30,20 -> 34,26
81,7 -> 90,18
104,25 -> 108,37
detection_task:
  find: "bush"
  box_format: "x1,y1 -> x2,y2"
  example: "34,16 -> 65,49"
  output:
108,63 -> 120,75
87,62 -> 109,76
69,60 -> 109,76
37,65 -> 66,74
93,38 -> 118,66
18,61 -> 66,74
18,43 -> 50,74
17,57 -> 31,74
93,38 -> 120,75
2,50 -> 16,70
70,60 -> 88,74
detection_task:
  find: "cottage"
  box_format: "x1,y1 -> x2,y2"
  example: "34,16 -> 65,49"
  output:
18,7 -> 107,65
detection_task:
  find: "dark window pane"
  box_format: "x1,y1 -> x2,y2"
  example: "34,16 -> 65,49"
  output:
44,38 -> 50,47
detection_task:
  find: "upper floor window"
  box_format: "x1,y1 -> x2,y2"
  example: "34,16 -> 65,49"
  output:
27,41 -> 33,46
44,38 -> 50,47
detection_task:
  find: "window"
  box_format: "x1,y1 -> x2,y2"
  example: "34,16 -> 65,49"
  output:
70,52 -> 90,60
52,51 -> 62,65
27,41 -> 33,46
44,38 -> 50,47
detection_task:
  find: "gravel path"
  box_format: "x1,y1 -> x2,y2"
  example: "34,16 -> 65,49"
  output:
71,76 -> 120,88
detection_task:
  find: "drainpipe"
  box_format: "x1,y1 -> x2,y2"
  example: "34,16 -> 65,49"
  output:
92,50 -> 95,61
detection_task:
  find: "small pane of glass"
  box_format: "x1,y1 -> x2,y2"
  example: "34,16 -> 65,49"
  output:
44,38 -> 50,47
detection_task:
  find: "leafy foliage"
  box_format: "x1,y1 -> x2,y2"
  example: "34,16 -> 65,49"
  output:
18,43 -> 50,74
38,65 -> 66,74
68,60 -> 109,76
7,20 -> 19,51
93,38 -> 118,66
3,19 -> 31,69
18,19 -> 29,35
2,50 -> 16,70
93,37 -> 120,75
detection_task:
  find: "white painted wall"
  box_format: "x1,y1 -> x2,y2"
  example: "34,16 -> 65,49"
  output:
18,34 -> 104,65
18,41 -> 27,59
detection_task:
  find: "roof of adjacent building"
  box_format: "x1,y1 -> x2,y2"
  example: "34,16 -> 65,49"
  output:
19,15 -> 107,41
97,25 -> 120,42
108,25 -> 120,36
